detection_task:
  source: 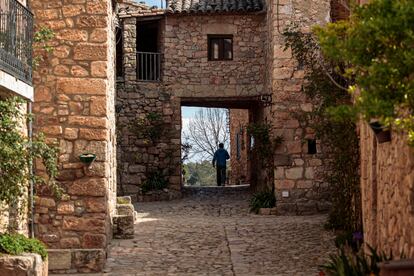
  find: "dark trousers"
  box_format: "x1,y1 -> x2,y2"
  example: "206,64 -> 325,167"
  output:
216,166 -> 226,186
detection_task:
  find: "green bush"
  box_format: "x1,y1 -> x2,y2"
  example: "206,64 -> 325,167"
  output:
314,0 -> 414,145
249,191 -> 276,214
320,245 -> 394,276
0,234 -> 47,260
141,171 -> 168,194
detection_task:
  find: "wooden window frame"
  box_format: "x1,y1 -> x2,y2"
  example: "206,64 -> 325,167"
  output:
208,35 -> 233,61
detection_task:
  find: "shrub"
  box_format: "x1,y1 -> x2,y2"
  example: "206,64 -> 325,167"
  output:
141,171 -> 168,194
320,245 -> 393,276
0,234 -> 47,260
249,191 -> 276,214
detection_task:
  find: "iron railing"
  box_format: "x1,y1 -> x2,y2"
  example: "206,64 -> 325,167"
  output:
0,0 -> 33,85
137,51 -> 161,82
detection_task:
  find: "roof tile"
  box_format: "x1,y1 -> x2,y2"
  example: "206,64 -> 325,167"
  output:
166,0 -> 265,14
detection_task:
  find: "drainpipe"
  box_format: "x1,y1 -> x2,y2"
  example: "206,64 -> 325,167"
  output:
27,101 -> 34,238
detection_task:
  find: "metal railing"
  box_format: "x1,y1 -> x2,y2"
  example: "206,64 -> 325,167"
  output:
137,52 -> 161,82
0,0 -> 33,85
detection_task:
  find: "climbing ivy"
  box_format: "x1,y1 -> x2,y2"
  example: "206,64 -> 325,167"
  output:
314,0 -> 414,145
247,122 -> 283,163
0,97 -> 60,208
283,26 -> 361,233
129,112 -> 165,144
247,122 -> 283,192
33,26 -> 55,68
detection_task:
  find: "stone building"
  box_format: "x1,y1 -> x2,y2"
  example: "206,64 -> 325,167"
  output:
0,0 -> 33,235
29,0 -> 118,272
116,0 -> 332,214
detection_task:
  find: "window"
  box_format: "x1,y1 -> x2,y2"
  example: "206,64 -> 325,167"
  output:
307,139 -> 317,154
208,35 -> 233,61
136,20 -> 161,81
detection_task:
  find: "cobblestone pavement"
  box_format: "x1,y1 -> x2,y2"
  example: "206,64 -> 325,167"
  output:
103,186 -> 336,276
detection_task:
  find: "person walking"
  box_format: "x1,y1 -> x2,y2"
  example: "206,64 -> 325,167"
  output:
212,143 -> 230,186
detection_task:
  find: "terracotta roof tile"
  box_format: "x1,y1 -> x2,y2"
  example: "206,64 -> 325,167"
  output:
166,0 -> 265,14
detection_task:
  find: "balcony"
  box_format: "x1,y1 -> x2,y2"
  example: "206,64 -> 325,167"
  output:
0,0 -> 33,86
136,52 -> 161,82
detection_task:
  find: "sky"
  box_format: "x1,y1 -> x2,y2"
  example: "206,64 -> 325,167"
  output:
138,0 -> 165,8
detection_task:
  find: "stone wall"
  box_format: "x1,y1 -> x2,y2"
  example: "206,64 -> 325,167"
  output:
164,14 -> 266,98
360,123 -> 414,258
263,0 -> 331,214
30,0 -> 116,272
229,109 -> 251,185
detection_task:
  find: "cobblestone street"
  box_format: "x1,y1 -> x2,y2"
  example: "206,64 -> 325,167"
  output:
103,187 -> 336,276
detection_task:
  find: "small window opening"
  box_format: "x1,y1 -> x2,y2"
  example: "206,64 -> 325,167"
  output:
208,35 -> 233,61
116,27 -> 124,79
307,139 -> 317,154
137,20 -> 160,81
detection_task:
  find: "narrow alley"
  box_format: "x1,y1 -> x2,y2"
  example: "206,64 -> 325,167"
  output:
104,187 -> 336,276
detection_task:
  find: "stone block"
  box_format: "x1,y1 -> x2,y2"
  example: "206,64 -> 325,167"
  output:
62,216 -> 105,232
113,215 -> 134,239
117,204 -> 134,216
74,44 -> 107,61
274,154 -> 291,166
82,233 -> 106,248
68,178 -> 107,196
276,203 -> 297,215
296,202 -> 318,215
57,78 -> 106,95
48,249 -> 72,270
84,198 -> 107,213
285,167 -> 303,180
0,254 -> 47,276
72,249 -> 105,273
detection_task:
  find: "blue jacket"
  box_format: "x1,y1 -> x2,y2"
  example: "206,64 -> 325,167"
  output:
213,148 -> 230,167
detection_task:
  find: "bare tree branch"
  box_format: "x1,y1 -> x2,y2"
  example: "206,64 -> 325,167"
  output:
183,108 -> 230,162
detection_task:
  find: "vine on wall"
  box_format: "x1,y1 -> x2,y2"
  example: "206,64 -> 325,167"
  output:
247,122 -> 283,192
128,112 -> 165,144
283,26 -> 362,233
0,97 -> 60,214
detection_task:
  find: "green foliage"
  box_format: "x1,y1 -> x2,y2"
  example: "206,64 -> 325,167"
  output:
116,197 -> 130,205
33,26 -> 55,68
129,112 -> 165,143
314,0 -> 414,145
0,234 -> 48,260
183,161 -> 216,186
0,97 -> 61,208
247,123 -> 283,162
320,245 -> 393,276
249,191 -> 276,214
141,171 -> 168,194
283,26 -> 361,233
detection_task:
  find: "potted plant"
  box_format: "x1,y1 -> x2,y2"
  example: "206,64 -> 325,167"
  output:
79,153 -> 96,165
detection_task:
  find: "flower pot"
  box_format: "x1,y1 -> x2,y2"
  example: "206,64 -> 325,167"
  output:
79,153 -> 96,164
369,121 -> 391,143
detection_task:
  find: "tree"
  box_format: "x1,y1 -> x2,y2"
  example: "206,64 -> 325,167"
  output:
183,108 -> 230,161
314,0 -> 414,145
